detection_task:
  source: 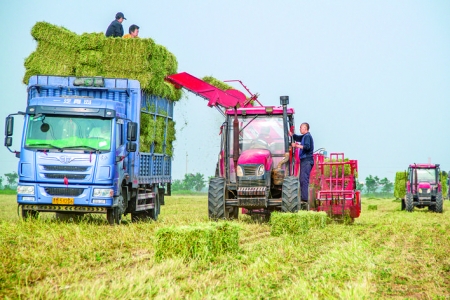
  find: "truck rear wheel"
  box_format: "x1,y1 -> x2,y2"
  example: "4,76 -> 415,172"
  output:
208,177 -> 226,220
435,192 -> 443,213
405,193 -> 414,212
282,176 -> 300,213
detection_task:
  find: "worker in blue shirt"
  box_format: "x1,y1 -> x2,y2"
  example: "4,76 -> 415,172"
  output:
290,122 -> 314,203
105,12 -> 126,37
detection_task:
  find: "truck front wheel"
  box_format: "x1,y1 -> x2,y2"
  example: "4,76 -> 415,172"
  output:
107,195 -> 124,225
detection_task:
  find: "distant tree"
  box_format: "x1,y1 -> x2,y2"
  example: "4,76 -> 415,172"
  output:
379,177 -> 394,196
181,173 -> 206,192
4,172 -> 18,189
171,179 -> 185,191
356,181 -> 364,192
0,176 -> 3,189
365,175 -> 380,194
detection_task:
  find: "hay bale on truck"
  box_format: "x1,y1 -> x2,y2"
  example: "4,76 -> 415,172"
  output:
5,22 -> 182,224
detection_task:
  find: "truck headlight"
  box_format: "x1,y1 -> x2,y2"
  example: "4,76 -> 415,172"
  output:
93,188 -> 114,197
237,166 -> 243,177
256,165 -> 265,176
17,185 -> 35,195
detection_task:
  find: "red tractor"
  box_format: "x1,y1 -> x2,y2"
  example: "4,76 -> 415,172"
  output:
166,72 -> 361,221
401,164 -> 443,213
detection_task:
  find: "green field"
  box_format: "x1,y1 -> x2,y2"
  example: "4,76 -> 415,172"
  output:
1,195 -> 449,299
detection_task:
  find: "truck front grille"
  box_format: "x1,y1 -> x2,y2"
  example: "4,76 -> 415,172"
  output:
45,174 -> 87,180
44,187 -> 84,196
44,166 -> 88,172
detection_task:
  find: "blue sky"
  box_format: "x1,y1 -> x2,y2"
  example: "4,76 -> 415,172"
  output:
1,1 -> 449,183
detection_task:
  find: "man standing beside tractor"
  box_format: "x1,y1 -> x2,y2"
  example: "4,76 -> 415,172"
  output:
290,122 -> 315,203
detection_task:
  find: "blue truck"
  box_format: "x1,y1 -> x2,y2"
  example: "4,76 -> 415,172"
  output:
4,75 -> 174,224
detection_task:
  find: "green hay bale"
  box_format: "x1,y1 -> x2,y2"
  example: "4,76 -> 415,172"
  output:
74,64 -> 103,77
166,120 -> 176,157
139,113 -> 156,152
202,76 -> 235,91
155,222 -> 240,262
31,21 -> 80,52
367,205 -> 378,211
394,171 -> 407,199
23,42 -> 77,82
322,158 -> 352,177
441,172 -> 448,199
270,211 -> 328,236
78,32 -> 105,51
154,116 -> 166,154
78,50 -> 103,67
102,38 -> 154,73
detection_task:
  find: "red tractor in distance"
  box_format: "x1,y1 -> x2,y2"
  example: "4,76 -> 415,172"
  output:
401,164 -> 443,213
166,72 -> 361,222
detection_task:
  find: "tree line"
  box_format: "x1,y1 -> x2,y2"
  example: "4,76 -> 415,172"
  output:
0,172 -> 18,190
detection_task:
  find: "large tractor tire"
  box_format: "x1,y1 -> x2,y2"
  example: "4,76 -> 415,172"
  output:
208,177 -> 226,220
405,192 -> 414,212
281,176 -> 300,213
435,192 -> 443,213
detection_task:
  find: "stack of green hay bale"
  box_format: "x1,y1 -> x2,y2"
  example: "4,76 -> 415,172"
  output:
394,171 -> 407,199
154,222 -> 241,262
270,211 -> 328,236
23,22 -> 181,156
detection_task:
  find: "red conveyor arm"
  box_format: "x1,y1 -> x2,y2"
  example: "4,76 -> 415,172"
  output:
166,72 -> 252,109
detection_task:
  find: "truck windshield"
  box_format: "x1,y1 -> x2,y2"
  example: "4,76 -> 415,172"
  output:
414,169 -> 436,184
25,115 -> 112,151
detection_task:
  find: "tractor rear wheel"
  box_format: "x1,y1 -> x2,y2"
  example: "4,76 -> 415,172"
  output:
281,176 -> 300,213
401,199 -> 405,210
405,193 -> 414,212
208,177 -> 226,219
435,192 -> 443,213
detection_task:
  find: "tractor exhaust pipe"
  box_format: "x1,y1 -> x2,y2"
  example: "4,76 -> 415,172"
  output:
280,96 -> 290,153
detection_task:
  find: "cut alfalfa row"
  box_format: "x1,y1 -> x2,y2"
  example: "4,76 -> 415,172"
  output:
270,211 -> 328,236
154,222 -> 241,262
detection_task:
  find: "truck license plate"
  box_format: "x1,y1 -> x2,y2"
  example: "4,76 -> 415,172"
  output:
52,197 -> 74,205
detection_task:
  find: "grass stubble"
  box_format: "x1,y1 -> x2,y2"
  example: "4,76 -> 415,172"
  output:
1,194 -> 449,299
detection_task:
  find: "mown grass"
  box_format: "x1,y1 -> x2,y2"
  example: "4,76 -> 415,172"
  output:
1,195 -> 449,299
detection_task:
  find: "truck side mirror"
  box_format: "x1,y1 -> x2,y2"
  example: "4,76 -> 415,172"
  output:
127,122 -> 137,142
4,136 -> 12,147
127,142 -> 137,152
5,116 -> 14,136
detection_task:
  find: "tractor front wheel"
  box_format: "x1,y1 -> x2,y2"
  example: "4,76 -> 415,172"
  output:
208,177 -> 226,220
405,193 -> 414,212
282,176 -> 300,213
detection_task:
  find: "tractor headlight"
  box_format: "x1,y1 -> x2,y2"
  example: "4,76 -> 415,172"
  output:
93,188 -> 114,197
17,185 -> 35,195
237,166 -> 243,177
256,164 -> 265,176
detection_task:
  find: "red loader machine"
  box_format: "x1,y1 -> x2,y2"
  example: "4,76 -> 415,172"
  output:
166,72 -> 361,221
401,163 -> 443,213
308,152 -> 361,222
166,72 -> 301,220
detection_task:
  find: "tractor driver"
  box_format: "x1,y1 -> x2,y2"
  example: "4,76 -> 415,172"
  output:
250,126 -> 272,149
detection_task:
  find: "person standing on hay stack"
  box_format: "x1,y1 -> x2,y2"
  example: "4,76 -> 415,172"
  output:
123,24 -> 140,38
105,12 -> 126,37
290,122 -> 314,205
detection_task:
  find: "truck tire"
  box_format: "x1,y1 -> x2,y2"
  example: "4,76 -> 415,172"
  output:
107,195 -> 124,225
208,177 -> 226,220
405,193 -> 414,212
282,176 -> 300,213
21,207 -> 39,219
435,192 -> 443,213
